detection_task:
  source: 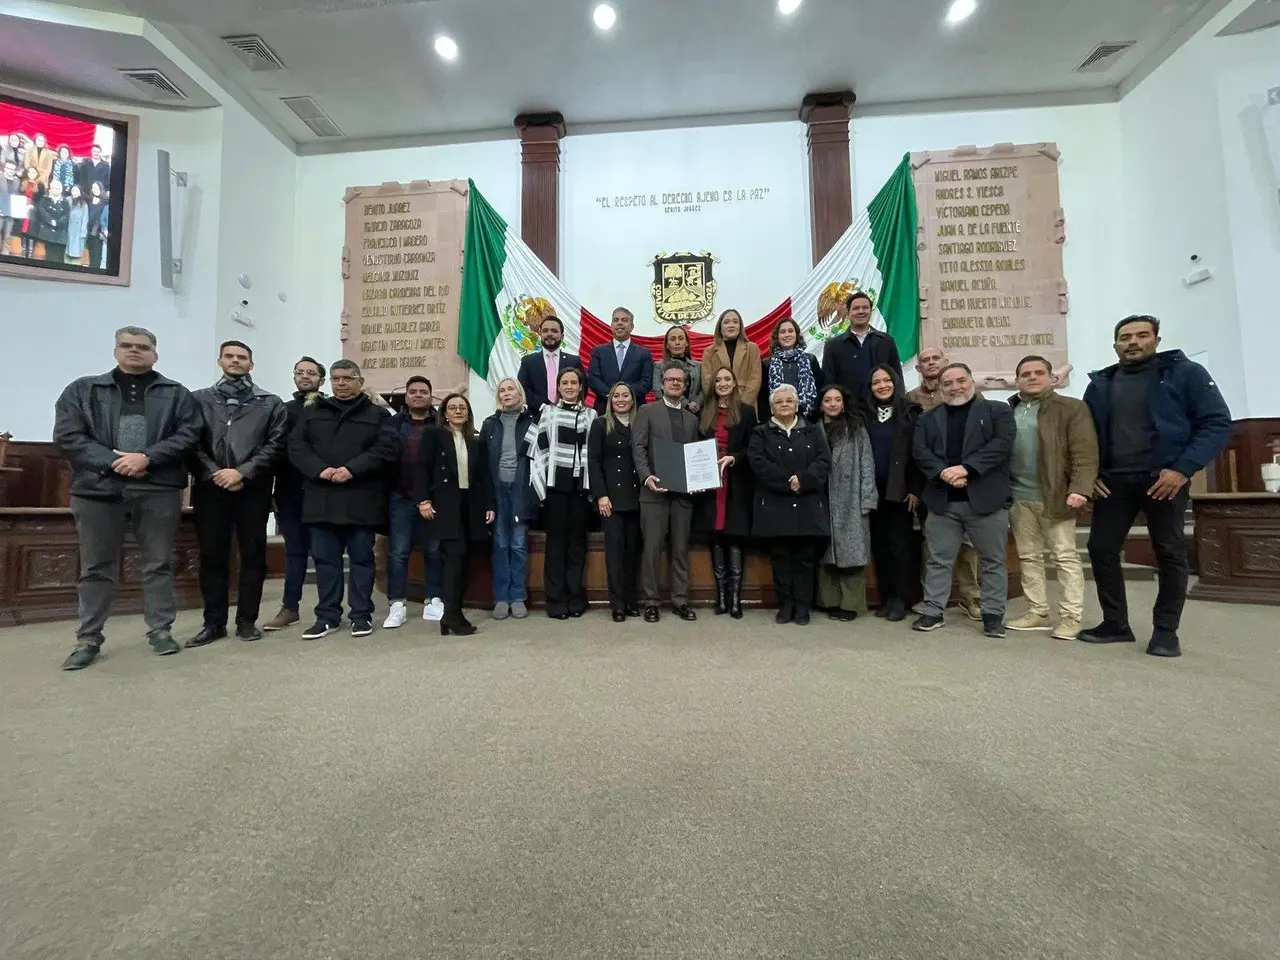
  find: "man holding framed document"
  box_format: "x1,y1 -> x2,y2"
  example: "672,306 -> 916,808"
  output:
632,361 -> 712,623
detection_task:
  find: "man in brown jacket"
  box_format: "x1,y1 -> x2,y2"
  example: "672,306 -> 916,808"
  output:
1005,355 -> 1099,639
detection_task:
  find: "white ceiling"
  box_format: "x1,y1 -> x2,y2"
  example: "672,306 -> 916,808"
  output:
1,0 -> 1232,148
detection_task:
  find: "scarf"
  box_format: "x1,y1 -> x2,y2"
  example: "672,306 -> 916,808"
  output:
875,401 -> 894,423
768,348 -> 818,417
213,374 -> 254,408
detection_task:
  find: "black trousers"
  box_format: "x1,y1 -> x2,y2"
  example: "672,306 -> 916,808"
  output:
1087,472 -> 1190,633
769,537 -> 824,612
86,235 -> 105,270
543,490 -> 590,616
439,491 -> 474,624
870,499 -> 917,605
192,479 -> 273,627
601,508 -> 641,612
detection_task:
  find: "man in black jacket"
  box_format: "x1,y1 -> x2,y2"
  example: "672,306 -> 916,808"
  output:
53,326 -> 203,670
288,359 -> 399,640
911,362 -> 1015,638
820,292 -> 903,399
186,340 -> 287,647
517,315 -> 584,414
264,357 -> 325,632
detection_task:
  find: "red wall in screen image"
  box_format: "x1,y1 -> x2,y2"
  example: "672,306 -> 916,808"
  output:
0,101 -> 98,157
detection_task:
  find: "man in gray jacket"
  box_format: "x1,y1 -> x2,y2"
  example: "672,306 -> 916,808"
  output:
53,326 -> 203,670
186,340 -> 287,647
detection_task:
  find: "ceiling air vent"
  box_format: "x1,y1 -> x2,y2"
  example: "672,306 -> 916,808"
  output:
222,34 -> 287,72
119,69 -> 187,100
1075,41 -> 1137,73
281,96 -> 344,138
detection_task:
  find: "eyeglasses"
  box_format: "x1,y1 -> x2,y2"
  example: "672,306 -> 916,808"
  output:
663,377 -> 685,384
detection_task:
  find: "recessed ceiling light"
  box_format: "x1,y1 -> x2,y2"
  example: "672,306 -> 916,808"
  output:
945,0 -> 977,24
778,0 -> 803,14
433,34 -> 458,61
593,3 -> 617,30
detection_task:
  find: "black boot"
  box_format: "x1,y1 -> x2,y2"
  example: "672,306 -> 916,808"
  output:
711,543 -> 728,615
728,546 -> 745,619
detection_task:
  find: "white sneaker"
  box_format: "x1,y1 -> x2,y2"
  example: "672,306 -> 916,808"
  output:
423,597 -> 445,622
382,601 -> 407,629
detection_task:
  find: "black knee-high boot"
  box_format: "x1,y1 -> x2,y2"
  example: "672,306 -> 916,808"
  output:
711,542 -> 727,615
728,545 -> 744,619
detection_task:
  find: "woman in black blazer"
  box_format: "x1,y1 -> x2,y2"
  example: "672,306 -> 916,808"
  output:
588,383 -> 643,622
758,317 -> 823,422
415,394 -> 495,636
699,365 -> 758,617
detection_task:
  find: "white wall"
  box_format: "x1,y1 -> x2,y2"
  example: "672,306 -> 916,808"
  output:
853,104 -> 1125,396
0,104 -> 224,440
560,121 -> 811,337
1214,29 -> 1280,417
213,100 -> 298,399
291,139 -> 520,399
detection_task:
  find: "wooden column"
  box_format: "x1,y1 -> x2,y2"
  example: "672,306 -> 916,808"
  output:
514,113 -> 566,275
800,91 -> 855,265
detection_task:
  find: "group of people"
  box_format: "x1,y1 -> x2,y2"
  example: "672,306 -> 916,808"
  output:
1,132 -> 112,266
51,303 -> 1230,672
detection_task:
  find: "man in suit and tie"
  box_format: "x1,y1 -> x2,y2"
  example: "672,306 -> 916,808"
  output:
517,315 -> 583,415
631,361 -> 700,623
588,307 -> 654,414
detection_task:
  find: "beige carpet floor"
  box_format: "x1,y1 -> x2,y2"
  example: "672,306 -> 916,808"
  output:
2,582 -> 1277,960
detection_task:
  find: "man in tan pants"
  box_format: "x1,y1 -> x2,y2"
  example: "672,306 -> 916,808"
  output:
908,347 -> 982,618
1005,355 -> 1099,639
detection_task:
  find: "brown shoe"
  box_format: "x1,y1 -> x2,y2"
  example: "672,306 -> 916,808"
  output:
1051,619 -> 1082,641
262,607 -> 300,632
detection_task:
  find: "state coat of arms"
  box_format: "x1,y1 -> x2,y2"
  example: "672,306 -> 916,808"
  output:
649,251 -> 718,324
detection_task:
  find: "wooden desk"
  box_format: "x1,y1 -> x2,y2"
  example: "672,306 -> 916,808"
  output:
1189,493 -> 1280,606
0,507 -> 205,626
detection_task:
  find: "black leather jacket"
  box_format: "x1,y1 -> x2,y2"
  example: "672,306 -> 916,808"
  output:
190,382 -> 288,484
53,368 -> 202,499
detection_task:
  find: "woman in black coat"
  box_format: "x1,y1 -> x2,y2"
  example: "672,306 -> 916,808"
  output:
864,364 -> 924,621
415,393 -> 495,636
758,316 -> 823,422
699,365 -> 758,618
33,178 -> 71,262
588,383 -> 643,622
748,383 -> 832,626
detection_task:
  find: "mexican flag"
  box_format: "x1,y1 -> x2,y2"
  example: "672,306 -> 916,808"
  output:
459,155 -> 919,392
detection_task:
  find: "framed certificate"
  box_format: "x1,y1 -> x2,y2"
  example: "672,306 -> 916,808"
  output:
651,438 -> 722,494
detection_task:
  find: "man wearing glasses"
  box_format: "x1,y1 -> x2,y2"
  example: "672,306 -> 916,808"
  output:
288,360 -> 400,640
631,362 -> 701,623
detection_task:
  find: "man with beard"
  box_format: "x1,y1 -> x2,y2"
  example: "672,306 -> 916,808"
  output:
1081,315 -> 1230,658
186,341 -> 287,646
518,315 -> 584,415
264,357 -> 325,632
911,362 -> 1015,638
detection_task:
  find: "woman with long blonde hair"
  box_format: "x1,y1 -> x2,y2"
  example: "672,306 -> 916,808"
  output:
478,378 -> 538,620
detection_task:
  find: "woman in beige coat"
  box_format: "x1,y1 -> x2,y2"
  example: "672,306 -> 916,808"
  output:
699,308 -> 762,409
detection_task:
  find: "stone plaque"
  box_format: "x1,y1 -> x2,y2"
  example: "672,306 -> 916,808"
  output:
912,143 -> 1069,388
341,179 -> 468,396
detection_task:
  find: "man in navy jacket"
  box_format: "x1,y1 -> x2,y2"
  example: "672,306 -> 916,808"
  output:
587,307 -> 653,414
1081,315 -> 1231,658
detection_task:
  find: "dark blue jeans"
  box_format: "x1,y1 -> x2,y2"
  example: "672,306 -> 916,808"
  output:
274,487 -> 310,612
492,480 -> 529,604
310,523 -> 376,625
387,491 -> 443,601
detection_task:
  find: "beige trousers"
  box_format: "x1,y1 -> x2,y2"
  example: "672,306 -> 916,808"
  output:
921,540 -> 981,604
1010,501 -> 1084,621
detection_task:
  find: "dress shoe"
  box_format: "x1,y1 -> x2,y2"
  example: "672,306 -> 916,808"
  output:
236,623 -> 263,642
149,630 -> 180,656
61,642 -> 100,670
262,607 -> 299,631
1079,622 -> 1136,644
874,605 -> 890,619
548,612 -> 570,621
624,604 -> 641,618
794,609 -> 811,626
184,625 -> 225,648
674,605 -> 697,622
568,609 -> 585,618
441,618 -> 477,637
611,610 -> 627,623
775,604 -> 794,625
886,600 -> 907,622
1146,630 -> 1182,658
644,607 -> 660,623
827,609 -> 858,622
